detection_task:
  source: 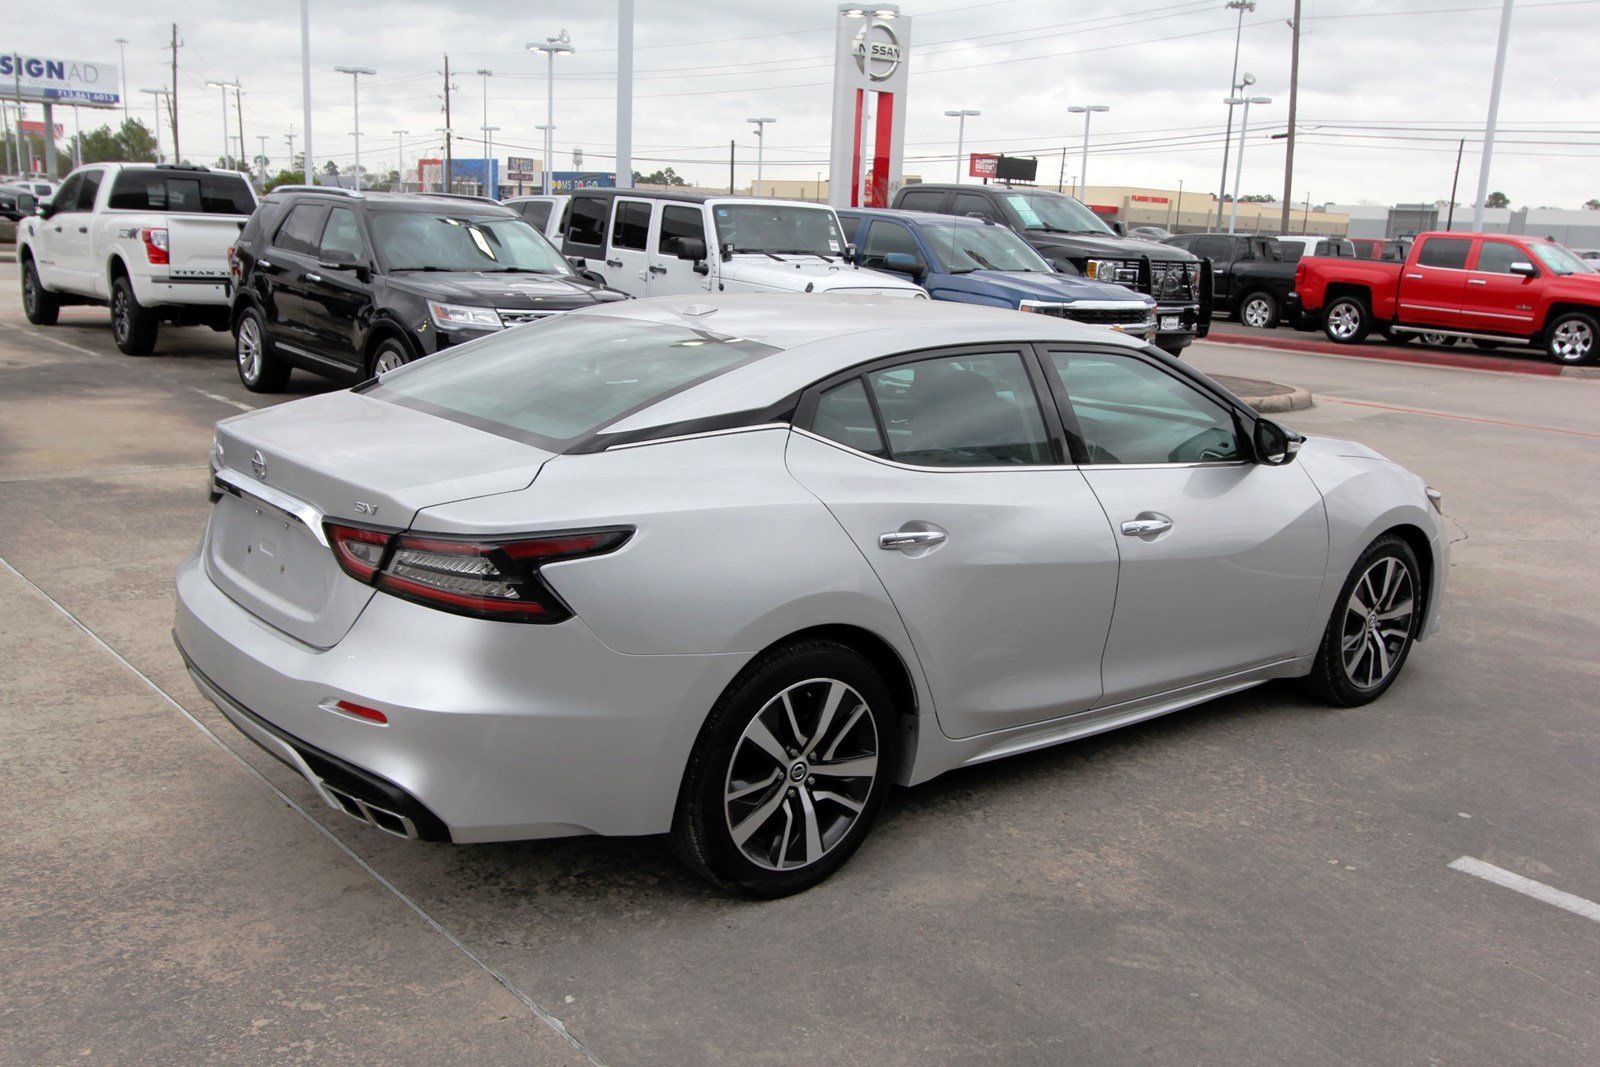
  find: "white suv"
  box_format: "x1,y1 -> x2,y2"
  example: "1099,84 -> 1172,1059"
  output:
17,163 -> 257,354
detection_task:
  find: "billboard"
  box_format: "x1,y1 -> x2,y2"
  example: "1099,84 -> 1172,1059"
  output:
506,155 -> 540,180
969,153 -> 998,179
550,171 -> 615,191
0,53 -> 120,107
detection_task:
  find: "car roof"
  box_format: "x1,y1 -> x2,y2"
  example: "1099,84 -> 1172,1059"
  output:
837,207 -> 992,228
266,189 -> 517,216
577,294 -> 1148,435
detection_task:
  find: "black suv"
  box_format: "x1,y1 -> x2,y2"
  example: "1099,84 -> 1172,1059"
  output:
891,184 -> 1211,355
228,188 -> 626,391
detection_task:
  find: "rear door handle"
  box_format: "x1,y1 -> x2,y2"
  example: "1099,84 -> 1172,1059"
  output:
258,259 -> 274,270
78,226 -> 88,233
304,272 -> 322,284
1120,513 -> 1173,538
649,264 -> 667,274
606,258 -> 623,268
1467,278 -> 1488,285
878,529 -> 946,550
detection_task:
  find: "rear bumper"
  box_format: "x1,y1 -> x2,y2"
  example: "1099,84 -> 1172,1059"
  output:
173,547 -> 748,843
138,277 -> 232,308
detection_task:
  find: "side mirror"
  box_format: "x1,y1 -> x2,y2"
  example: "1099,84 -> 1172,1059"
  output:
674,237 -> 707,262
1111,221 -> 1126,236
844,243 -> 859,263
1509,261 -> 1538,278
566,255 -> 588,271
36,197 -> 55,219
1254,418 -> 1301,466
16,192 -> 36,214
319,253 -> 370,281
881,251 -> 925,278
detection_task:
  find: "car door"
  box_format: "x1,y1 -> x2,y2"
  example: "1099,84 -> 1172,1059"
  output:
1460,238 -> 1539,336
299,205 -> 375,370
54,168 -> 105,291
785,347 -> 1121,740
1191,236 -> 1235,306
649,202 -> 712,296
604,196 -> 654,292
1399,235 -> 1471,328
33,172 -> 82,290
260,201 -> 329,356
1043,346 -> 1328,705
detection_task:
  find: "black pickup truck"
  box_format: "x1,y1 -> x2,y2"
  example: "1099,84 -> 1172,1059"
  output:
1162,233 -> 1299,330
892,183 -> 1210,355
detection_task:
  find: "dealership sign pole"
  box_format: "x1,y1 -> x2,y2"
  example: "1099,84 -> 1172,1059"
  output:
828,4 -> 911,208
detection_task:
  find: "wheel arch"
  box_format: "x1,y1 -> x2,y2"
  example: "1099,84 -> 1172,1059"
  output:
1541,302 -> 1599,334
1378,522 -> 1436,627
106,252 -> 132,287
361,318 -> 422,370
1324,282 -> 1373,310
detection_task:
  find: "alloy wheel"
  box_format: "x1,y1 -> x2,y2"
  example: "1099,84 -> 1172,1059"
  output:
723,677 -> 879,872
372,345 -> 410,374
1242,295 -> 1274,328
1418,332 -> 1457,347
236,316 -> 262,382
1551,319 -> 1593,363
112,288 -> 129,344
22,266 -> 37,315
1339,556 -> 1415,690
1327,301 -> 1361,340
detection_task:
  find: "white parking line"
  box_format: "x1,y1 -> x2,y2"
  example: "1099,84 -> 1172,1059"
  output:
0,553 -> 606,1067
1448,856 -> 1600,924
190,388 -> 255,412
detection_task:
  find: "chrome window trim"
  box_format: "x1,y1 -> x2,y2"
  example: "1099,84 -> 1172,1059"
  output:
792,426 -> 1247,473
602,423 -> 790,451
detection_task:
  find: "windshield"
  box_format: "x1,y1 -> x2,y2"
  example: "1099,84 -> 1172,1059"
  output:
1000,191 -> 1114,235
1532,243 -> 1594,275
921,221 -> 1053,273
370,211 -> 570,273
370,315 -> 777,446
712,204 -> 847,257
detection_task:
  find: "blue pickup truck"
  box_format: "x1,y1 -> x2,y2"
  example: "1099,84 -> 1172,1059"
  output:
838,208 -> 1158,342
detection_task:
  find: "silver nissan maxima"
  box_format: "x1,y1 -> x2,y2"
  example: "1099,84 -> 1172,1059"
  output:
174,295 -> 1447,896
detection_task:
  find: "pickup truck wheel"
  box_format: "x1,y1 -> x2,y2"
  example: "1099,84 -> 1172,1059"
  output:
110,275 -> 158,356
1324,296 -> 1371,344
1240,291 -> 1279,329
21,257 -> 61,326
1546,311 -> 1598,365
235,309 -> 291,393
1418,332 -> 1459,348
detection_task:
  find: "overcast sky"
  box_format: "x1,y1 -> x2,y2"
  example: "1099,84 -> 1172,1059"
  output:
20,0 -> 1600,209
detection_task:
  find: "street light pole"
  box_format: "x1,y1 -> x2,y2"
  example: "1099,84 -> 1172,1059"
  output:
114,38 -> 129,123
475,68 -> 493,164
393,129 -> 408,192
1217,1 -> 1257,229
334,66 -> 375,190
300,0 -> 314,184
747,117 -> 775,195
1471,0 -> 1515,232
1225,94 -> 1272,233
527,32 -> 574,197
943,109 -> 979,183
481,125 -> 500,197
1067,104 -> 1109,199
205,80 -> 236,166
140,88 -> 167,161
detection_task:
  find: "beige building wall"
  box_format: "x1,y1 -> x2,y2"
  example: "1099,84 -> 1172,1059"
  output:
1077,184 -> 1348,236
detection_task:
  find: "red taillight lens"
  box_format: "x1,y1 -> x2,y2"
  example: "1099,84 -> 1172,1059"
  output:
323,522 -> 631,625
334,700 -> 388,724
142,227 -> 170,265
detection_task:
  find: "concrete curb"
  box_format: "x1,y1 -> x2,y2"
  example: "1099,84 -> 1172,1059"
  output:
1239,385 -> 1314,413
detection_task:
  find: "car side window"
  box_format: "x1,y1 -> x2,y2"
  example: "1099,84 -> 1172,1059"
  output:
1416,237 -> 1471,270
611,200 -> 651,251
810,378 -> 888,457
566,196 -> 607,248
273,203 -> 328,256
837,214 -> 863,245
75,170 -> 104,211
861,221 -> 920,268
53,174 -> 83,212
657,204 -> 705,256
864,352 -> 1052,467
1049,350 -> 1243,465
1474,241 -> 1523,274
952,192 -> 993,220
897,189 -> 944,213
1191,236 -> 1231,261
318,207 -> 365,261
519,201 -> 552,230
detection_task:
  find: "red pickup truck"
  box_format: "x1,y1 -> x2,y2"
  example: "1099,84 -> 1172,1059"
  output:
1290,231 -> 1600,364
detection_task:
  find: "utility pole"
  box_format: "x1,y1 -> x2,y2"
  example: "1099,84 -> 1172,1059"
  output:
1471,0 -> 1514,232
169,23 -> 181,162
284,126 -> 296,173
256,134 -> 268,185
1446,138 -> 1465,231
1058,146 -> 1067,193
729,140 -> 735,195
443,55 -> 453,193
476,68 -> 492,164
1279,0 -> 1302,233
393,129 -> 408,191
235,84 -> 246,173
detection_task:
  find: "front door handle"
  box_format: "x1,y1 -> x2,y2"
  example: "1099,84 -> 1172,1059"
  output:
1120,513 -> 1173,538
606,258 -> 623,268
1467,278 -> 1488,285
649,264 -> 667,274
878,529 -> 947,550
304,272 -> 322,284
78,225 -> 88,233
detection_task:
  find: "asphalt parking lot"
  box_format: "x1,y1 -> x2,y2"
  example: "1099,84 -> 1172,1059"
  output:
2,264 -> 1596,1065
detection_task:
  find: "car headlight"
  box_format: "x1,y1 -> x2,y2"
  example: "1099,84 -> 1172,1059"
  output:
428,302 -> 503,331
1084,259 -> 1119,281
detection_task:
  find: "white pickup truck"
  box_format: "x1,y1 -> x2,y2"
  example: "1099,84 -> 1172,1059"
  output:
18,163 -> 257,355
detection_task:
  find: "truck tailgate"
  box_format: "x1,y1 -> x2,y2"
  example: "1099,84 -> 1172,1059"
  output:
164,213 -> 248,281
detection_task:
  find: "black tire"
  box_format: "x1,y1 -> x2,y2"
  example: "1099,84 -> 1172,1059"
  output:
1301,534 -> 1423,707
1239,290 -> 1280,330
1381,327 -> 1415,344
670,640 -> 898,898
21,255 -> 60,325
1545,310 -> 1598,365
1156,339 -> 1189,358
234,307 -> 291,393
1418,332 -> 1459,348
110,273 -> 158,355
367,336 -> 413,377
1323,295 -> 1371,344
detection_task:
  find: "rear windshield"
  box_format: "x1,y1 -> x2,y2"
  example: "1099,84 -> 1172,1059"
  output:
107,170 -> 256,214
369,314 -> 778,447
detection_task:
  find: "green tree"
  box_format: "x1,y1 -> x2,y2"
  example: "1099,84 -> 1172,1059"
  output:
68,119 -> 158,165
1238,193 -> 1277,203
1485,191 -> 1510,209
1585,198 -> 1600,210
322,159 -> 341,177
632,166 -> 687,187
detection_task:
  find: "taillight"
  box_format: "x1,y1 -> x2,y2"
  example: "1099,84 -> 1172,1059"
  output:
1294,262 -> 1305,289
324,523 -> 632,624
142,227 -> 170,265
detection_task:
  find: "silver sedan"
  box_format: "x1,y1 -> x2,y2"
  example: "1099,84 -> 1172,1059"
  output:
174,295 -> 1447,896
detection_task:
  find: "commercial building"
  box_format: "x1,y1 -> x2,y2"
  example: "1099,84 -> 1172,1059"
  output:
1325,202 -> 1600,247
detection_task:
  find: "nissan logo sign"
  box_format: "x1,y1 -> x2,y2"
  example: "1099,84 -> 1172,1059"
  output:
852,22 -> 902,82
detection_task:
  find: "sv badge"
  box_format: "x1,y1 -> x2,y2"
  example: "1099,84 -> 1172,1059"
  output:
353,501 -> 379,516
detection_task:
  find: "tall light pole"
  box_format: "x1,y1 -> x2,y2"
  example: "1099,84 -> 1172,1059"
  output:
141,88 -> 167,161
747,117 -> 775,194
527,31 -> 573,196
435,129 -> 453,190
256,134 -> 268,185
205,80 -> 237,165
481,125 -> 500,197
334,66 -> 375,190
392,129 -> 408,191
1225,94 -> 1271,233
284,127 -> 296,175
1217,1 -> 1257,229
114,38 -> 129,123
536,125 -> 554,190
944,109 -> 979,182
475,68 -> 493,163
617,0 -> 633,188
1067,104 -> 1109,199
1471,0 -> 1515,231
300,0 -> 314,184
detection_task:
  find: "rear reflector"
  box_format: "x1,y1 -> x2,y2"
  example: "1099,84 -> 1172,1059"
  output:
323,522 -> 632,624
334,700 -> 388,724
